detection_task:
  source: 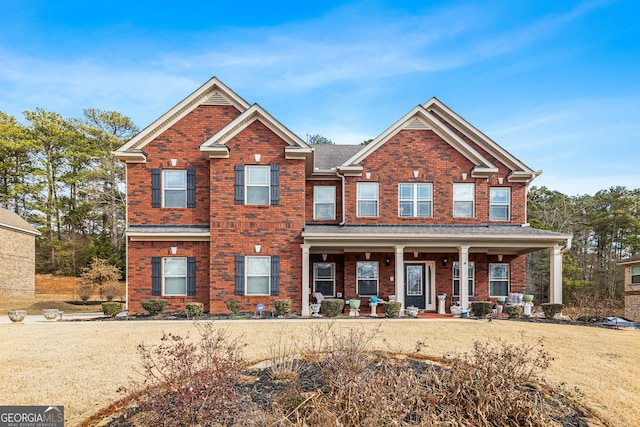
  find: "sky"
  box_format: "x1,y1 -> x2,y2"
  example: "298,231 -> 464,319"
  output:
0,0 -> 638,196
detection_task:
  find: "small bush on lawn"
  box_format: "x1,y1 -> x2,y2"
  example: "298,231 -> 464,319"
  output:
471,302 -> 493,317
274,299 -> 292,316
226,299 -> 241,314
321,298 -> 344,317
541,303 -> 564,319
186,302 -> 204,317
383,301 -> 402,318
141,298 -> 168,316
505,305 -> 522,318
101,302 -> 122,317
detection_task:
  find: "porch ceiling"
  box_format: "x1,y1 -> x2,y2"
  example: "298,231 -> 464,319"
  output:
302,224 -> 572,256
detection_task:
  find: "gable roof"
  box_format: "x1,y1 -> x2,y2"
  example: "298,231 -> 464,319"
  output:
114,77 -> 251,162
0,208 -> 41,236
313,144 -> 362,170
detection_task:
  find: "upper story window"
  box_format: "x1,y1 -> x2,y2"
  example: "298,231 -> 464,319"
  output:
151,168 -> 195,208
246,166 -> 270,205
357,182 -> 379,217
234,164 -> 280,206
490,187 -> 511,221
632,266 -> 640,284
399,183 -> 433,217
489,263 -> 509,297
453,183 -> 474,218
314,186 -> 336,220
452,261 -> 475,297
357,261 -> 378,296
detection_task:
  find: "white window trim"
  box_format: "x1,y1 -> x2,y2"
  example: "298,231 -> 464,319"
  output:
490,187 -> 511,221
398,183 -> 433,217
631,266 -> 640,285
245,165 -> 270,205
452,261 -> 475,297
453,183 -> 475,218
357,182 -> 379,218
356,261 -> 379,296
163,170 -> 187,208
489,263 -> 510,297
313,262 -> 336,296
314,186 -> 336,220
163,257 -> 187,296
245,255 -> 271,296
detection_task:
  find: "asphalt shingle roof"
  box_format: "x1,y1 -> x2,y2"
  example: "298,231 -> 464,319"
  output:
313,144 -> 363,169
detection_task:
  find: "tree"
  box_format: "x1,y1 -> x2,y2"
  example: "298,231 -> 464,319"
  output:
307,134 -> 334,145
0,112 -> 36,216
80,258 -> 122,301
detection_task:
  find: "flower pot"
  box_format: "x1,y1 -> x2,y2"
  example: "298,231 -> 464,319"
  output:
310,303 -> 321,317
523,294 -> 534,303
349,299 -> 361,309
42,309 -> 60,321
406,306 -> 419,318
8,310 -> 27,323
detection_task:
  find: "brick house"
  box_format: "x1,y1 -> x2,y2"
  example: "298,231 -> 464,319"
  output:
619,256 -> 640,321
0,208 -> 41,297
114,77 -> 572,315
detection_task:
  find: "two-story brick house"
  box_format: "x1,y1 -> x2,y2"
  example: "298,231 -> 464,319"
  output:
114,77 -> 572,315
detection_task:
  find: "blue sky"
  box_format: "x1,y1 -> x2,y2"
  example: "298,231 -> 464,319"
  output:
1,0 -> 638,196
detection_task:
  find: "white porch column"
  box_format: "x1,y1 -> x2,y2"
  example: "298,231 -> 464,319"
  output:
394,246 -> 405,309
550,245 -> 563,304
459,245 -> 470,311
301,244 -> 311,316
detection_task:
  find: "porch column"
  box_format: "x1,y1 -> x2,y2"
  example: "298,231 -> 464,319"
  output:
459,245 -> 470,311
394,246 -> 405,309
550,245 -> 563,304
301,244 -> 310,316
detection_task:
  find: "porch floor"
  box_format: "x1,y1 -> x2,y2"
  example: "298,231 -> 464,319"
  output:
340,305 -> 455,319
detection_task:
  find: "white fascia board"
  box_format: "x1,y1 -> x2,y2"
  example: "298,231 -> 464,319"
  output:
115,77 -> 250,154
425,97 -> 537,175
337,165 -> 363,176
113,150 -> 147,163
0,223 -> 42,236
201,145 -> 230,159
127,231 -> 210,241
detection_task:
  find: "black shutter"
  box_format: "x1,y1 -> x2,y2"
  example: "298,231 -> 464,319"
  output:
234,164 -> 244,204
235,255 -> 245,296
187,169 -> 196,208
187,257 -> 196,296
151,256 -> 161,296
151,168 -> 161,208
270,256 -> 280,296
270,164 -> 280,205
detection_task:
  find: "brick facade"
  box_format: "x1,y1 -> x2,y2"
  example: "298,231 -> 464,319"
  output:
624,262 -> 640,321
0,227 -> 37,297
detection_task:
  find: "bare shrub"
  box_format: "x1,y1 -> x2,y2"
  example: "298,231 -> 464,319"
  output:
76,282 -> 93,303
80,258 -> 121,301
268,324 -> 300,382
118,322 -> 246,427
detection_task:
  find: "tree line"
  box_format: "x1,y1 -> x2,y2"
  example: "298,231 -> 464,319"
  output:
1,110 -> 638,304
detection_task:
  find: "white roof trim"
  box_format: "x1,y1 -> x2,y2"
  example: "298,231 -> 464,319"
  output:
0,222 -> 41,236
424,97 -> 537,177
127,230 -> 210,241
200,104 -> 309,149
343,105 -> 496,170
114,77 -> 250,157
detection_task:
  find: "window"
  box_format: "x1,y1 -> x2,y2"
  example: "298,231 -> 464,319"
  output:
314,263 -> 335,296
357,182 -> 379,217
490,187 -> 510,220
163,170 -> 187,208
489,263 -> 509,296
399,183 -> 432,217
314,186 -> 336,220
246,166 -> 270,205
453,183 -> 474,217
246,256 -> 271,295
163,257 -> 187,295
357,261 -> 378,296
452,261 -> 475,297
632,266 -> 640,284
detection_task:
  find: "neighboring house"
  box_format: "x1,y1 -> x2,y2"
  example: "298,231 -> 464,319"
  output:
0,208 -> 41,297
114,77 -> 572,315
619,256 -> 640,321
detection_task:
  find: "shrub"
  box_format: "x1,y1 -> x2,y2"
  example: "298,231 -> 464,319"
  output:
383,301 -> 402,318
80,258 -> 122,301
102,301 -> 123,317
186,302 -> 204,317
321,298 -> 345,317
274,299 -> 292,316
505,305 -> 522,318
541,303 -> 564,319
141,298 -> 168,315
471,302 -> 493,317
225,299 -> 241,314
77,282 -> 93,303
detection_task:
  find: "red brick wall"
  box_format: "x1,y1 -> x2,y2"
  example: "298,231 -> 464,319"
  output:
207,120 -> 306,313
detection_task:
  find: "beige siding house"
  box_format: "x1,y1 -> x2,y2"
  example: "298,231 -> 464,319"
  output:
0,208 -> 41,297
620,256 -> 640,321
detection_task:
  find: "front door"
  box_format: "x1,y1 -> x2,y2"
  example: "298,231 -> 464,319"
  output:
404,262 -> 435,310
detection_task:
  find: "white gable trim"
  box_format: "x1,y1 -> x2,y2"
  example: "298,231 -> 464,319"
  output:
114,77 -> 250,158
343,105 -> 496,171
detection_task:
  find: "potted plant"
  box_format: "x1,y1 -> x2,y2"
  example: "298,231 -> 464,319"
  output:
406,306 -> 419,317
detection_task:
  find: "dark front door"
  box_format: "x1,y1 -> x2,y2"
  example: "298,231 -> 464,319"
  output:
405,263 -> 426,309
